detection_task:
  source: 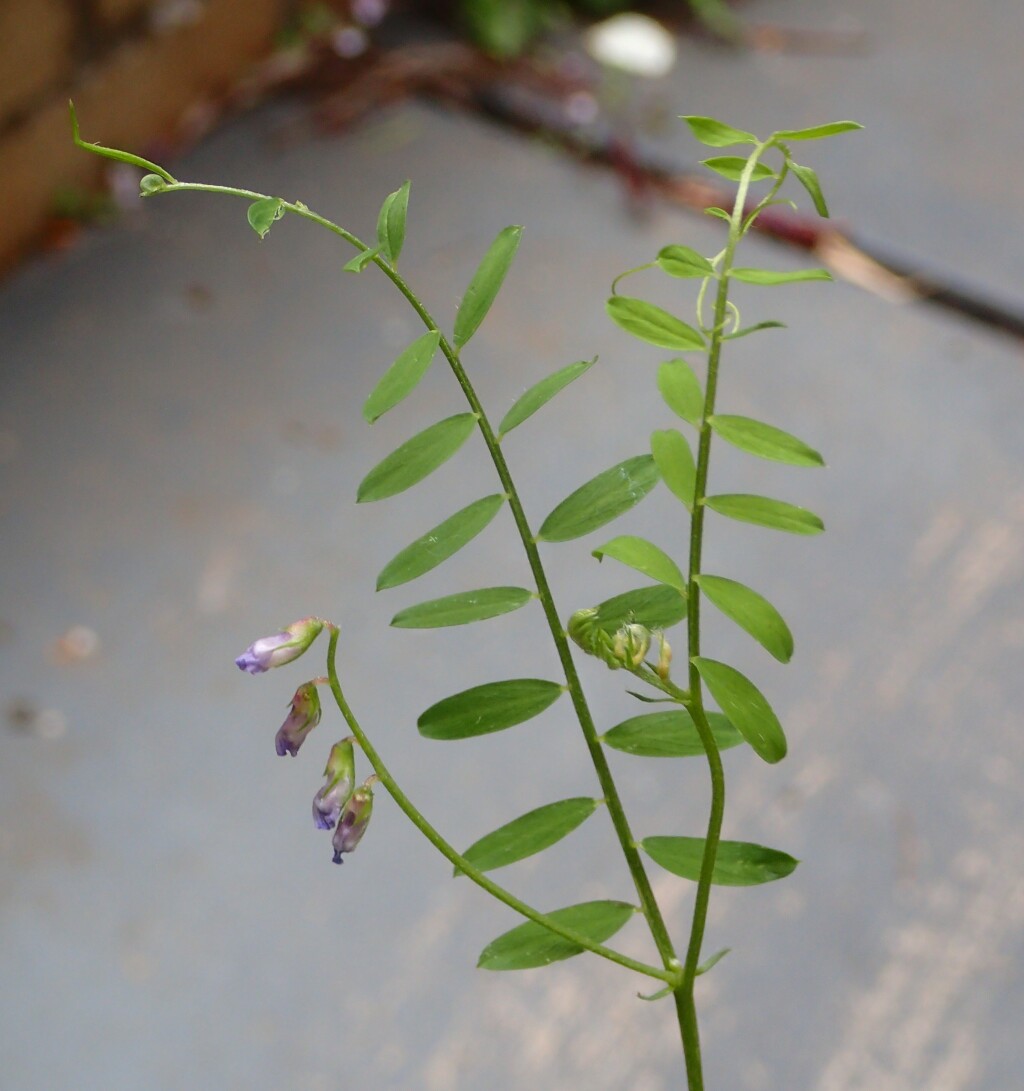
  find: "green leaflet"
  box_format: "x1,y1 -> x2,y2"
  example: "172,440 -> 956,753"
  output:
680,115 -> 757,147
731,267 -> 832,285
651,429 -> 696,512
704,494 -> 824,535
356,413 -> 477,502
457,797 -> 599,874
606,297 -> 705,351
708,414 -> 824,467
454,225 -> 523,349
376,493 -> 506,590
642,836 -> 798,885
247,197 -> 284,240
602,710 -> 743,758
656,245 -> 715,279
592,535 -> 685,594
390,587 -> 532,628
418,678 -> 563,740
773,121 -> 863,141
694,574 -> 794,663
376,181 -> 410,264
498,358 -> 595,436
701,157 -> 775,182
538,455 -> 660,542
789,161 -> 829,218
657,359 -> 704,425
692,657 -> 787,763
362,330 -> 441,423
477,900 -> 635,971
591,584 -> 687,634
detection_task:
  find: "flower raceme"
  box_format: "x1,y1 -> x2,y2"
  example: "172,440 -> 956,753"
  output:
276,682 -> 323,757
234,617 -> 325,674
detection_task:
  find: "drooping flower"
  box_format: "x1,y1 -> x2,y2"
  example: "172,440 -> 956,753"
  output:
235,617 -> 325,674
275,682 -> 322,757
332,779 -> 375,864
312,738 -> 356,829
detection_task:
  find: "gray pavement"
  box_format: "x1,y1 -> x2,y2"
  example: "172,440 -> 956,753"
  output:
2,4 -> 1023,1089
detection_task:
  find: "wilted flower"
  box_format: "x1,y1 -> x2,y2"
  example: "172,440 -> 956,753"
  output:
312,738 -> 356,829
332,779 -> 375,864
235,617 -> 324,674
275,681 -> 322,757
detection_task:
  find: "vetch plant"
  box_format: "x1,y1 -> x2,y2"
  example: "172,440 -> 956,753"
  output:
74,103 -> 860,1087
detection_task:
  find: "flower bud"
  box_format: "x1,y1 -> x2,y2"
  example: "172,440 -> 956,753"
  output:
332,780 -> 374,864
275,681 -> 322,757
655,632 -> 672,681
567,607 -> 600,654
235,617 -> 325,674
612,623 -> 651,670
312,738 -> 356,829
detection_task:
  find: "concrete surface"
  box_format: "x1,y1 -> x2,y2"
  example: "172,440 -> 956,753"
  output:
2,3 -> 1023,1089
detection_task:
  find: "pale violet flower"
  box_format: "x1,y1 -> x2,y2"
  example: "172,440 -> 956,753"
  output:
235,617 -> 324,674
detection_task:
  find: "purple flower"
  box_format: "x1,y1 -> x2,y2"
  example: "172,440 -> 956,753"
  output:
312,739 -> 355,828
235,617 -> 324,674
275,682 -> 322,757
332,782 -> 374,864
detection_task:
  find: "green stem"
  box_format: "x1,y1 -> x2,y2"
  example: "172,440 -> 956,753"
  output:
675,141 -> 772,1091
323,627 -> 672,983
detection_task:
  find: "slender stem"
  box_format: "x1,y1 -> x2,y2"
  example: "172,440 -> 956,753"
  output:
323,627 -> 672,983
675,141 -> 773,1090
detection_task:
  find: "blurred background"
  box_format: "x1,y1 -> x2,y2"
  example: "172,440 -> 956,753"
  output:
2,2 -> 1022,1088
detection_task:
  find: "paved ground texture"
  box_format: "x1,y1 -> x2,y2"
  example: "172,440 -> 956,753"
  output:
2,2 -> 1022,1088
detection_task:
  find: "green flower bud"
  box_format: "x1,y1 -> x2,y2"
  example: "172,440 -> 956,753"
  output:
612,623 -> 651,670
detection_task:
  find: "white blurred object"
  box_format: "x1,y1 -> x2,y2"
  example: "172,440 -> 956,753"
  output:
583,13 -> 677,79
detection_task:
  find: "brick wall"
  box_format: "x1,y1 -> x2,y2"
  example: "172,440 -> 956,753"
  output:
0,0 -> 295,276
